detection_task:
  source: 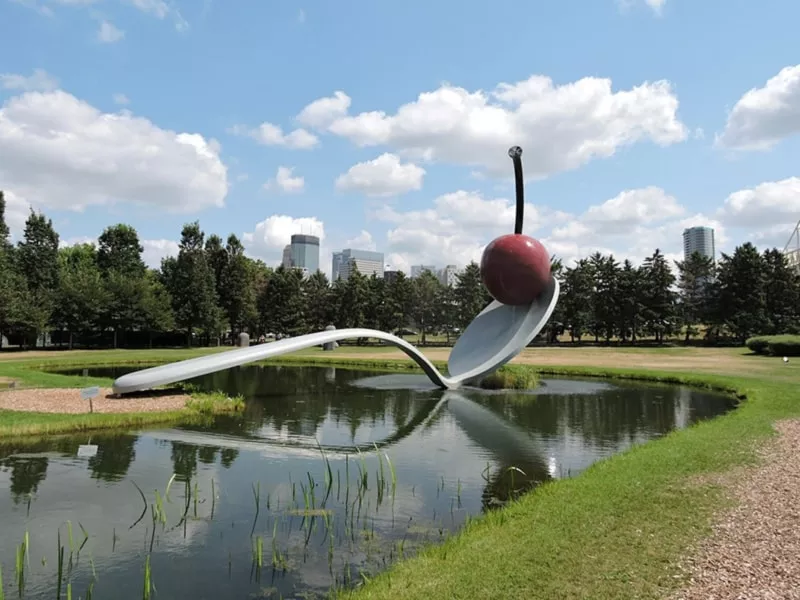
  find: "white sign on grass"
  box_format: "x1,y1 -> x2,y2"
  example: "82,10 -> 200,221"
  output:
80,386 -> 100,400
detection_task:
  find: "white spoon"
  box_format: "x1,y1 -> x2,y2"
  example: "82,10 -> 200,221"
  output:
111,146 -> 561,395
111,275 -> 559,394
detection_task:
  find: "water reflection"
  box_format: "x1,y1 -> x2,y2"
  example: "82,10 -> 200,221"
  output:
0,365 -> 735,599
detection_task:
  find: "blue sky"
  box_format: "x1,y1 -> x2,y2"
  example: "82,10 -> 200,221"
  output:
1,0 -> 799,275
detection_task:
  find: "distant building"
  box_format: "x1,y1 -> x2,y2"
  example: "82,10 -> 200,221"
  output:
332,248 -> 385,282
281,244 -> 292,269
290,234 -> 320,274
682,226 -> 715,263
384,270 -> 400,285
437,264 -> 460,287
410,265 -> 435,278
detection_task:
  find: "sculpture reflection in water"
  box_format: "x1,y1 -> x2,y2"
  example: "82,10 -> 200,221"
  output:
111,146 -> 560,396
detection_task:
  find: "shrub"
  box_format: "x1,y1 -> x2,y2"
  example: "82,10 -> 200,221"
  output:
477,366 -> 539,390
745,336 -> 771,355
766,335 -> 800,358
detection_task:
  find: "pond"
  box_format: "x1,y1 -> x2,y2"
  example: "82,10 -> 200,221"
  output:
0,365 -> 735,599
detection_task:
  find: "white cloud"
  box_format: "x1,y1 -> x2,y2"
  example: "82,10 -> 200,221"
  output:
141,238 -> 179,268
296,74 -> 687,178
227,122 -> 318,150
125,0 -> 188,31
369,186 -> 735,274
717,64 -> 800,150
296,91 -> 351,129
645,0 -> 666,15
242,215 -> 324,260
717,177 -> 800,227
0,68 -> 59,92
616,0 -> 666,15
3,190 -> 32,242
9,0 -> 55,17
0,87 -> 228,215
263,166 -> 305,194
344,230 -> 376,251
97,20 -> 125,43
335,153 -> 425,197
112,93 -> 130,105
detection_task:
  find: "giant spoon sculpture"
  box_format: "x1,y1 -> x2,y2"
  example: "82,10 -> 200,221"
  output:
112,146 -> 560,395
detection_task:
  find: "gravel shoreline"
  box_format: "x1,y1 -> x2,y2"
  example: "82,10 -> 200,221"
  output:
0,387 -> 191,414
672,419 -> 800,600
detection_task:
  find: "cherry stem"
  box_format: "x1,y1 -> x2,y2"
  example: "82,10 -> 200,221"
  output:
508,146 -> 524,235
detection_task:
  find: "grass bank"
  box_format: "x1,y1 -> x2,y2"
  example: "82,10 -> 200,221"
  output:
338,364 -> 795,600
0,347 -> 795,598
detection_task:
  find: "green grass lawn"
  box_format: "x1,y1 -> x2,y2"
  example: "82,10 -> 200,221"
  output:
0,346 -> 797,598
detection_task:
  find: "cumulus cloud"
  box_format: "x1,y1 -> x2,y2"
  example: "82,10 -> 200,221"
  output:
242,215 -> 325,263
296,74 -> 687,178
0,87 -> 228,215
112,93 -> 130,105
368,186 -> 737,274
227,122 -> 318,150
344,230 -> 376,251
716,177 -> 800,227
263,166 -> 305,194
717,64 -> 800,150
0,68 -> 58,92
335,153 -> 425,197
97,20 -> 124,43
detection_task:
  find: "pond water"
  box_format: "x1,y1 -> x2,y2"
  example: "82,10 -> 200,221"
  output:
0,365 -> 735,599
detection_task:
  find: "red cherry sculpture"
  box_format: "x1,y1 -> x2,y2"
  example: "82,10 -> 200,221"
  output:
481,234 -> 550,306
480,146 -> 551,306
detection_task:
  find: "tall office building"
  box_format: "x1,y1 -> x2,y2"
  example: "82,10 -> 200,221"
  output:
281,244 -> 292,269
332,248 -> 385,281
410,265 -> 435,278
682,226 -> 716,262
437,265 -> 460,287
290,234 -> 320,274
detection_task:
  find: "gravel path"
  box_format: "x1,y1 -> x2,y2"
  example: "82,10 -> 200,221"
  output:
672,419 -> 800,600
0,387 -> 191,414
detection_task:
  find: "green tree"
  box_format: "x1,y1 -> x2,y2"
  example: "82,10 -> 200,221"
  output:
303,270 -> 333,332
561,260 -> 593,341
140,270 -> 175,347
675,251 -> 715,341
713,243 -> 768,342
258,266 -> 305,336
384,271 -> 413,334
640,248 -> 677,343
617,260 -> 645,342
53,244 -> 108,349
0,192 -> 23,347
363,274 -> 386,330
15,210 -> 60,347
762,248 -> 800,334
411,270 -> 440,344
167,221 -> 223,346
221,235 -> 256,335
454,262 -> 485,331
97,224 -> 146,277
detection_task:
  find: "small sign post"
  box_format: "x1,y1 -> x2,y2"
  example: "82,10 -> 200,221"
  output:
81,386 -> 100,413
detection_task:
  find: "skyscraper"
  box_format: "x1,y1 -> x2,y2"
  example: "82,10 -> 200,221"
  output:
437,265 -> 460,287
682,226 -> 715,262
332,249 -> 384,281
281,244 -> 292,269
290,234 -> 320,273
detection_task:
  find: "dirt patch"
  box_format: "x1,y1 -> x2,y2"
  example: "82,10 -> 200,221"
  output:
320,346 -> 778,376
671,419 -> 800,599
0,387 -> 190,414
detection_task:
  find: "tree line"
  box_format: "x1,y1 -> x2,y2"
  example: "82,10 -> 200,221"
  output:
1,191 -> 798,349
